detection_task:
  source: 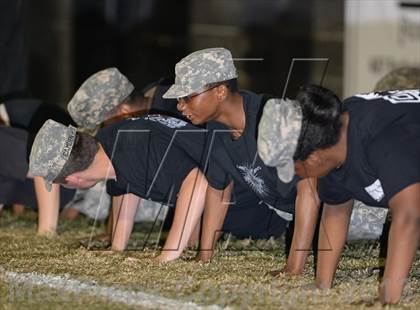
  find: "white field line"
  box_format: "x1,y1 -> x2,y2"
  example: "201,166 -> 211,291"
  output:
0,267 -> 227,310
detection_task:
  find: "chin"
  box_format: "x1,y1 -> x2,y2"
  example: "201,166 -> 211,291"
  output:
190,118 -> 202,125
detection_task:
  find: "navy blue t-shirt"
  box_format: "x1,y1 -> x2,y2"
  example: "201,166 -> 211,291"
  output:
318,89 -> 420,207
205,90 -> 299,214
96,115 -> 207,206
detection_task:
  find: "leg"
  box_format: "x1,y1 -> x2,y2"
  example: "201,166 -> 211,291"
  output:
35,176 -> 60,236
11,203 -> 25,216
59,207 -> 80,220
154,168 -> 208,262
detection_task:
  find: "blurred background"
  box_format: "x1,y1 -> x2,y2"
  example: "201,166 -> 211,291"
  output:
0,0 -> 419,108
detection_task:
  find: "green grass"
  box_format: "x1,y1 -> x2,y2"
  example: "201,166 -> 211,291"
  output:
0,210 -> 419,309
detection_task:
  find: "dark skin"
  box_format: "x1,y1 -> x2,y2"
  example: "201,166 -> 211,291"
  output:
178,85 -> 320,272
295,112 -> 420,304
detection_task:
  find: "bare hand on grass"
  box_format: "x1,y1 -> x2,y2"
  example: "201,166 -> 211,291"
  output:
268,265 -> 303,278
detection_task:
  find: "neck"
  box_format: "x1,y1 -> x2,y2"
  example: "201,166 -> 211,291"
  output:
214,92 -> 245,137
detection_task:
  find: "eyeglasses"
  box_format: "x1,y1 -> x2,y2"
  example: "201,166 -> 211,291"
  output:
177,84 -> 224,103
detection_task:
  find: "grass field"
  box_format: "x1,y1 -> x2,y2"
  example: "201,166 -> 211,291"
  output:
0,210 -> 419,309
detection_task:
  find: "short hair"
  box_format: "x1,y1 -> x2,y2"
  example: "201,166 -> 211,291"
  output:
374,67 -> 420,92
54,132 -> 99,183
293,85 -> 343,161
207,78 -> 238,93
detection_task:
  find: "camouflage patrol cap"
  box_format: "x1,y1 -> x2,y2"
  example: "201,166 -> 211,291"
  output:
257,98 -> 302,183
374,67 -> 420,91
67,68 -> 134,130
29,119 -> 77,191
163,48 -> 237,99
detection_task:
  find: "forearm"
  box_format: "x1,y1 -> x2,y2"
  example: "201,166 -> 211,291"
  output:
199,182 -> 233,261
381,213 -> 420,303
35,176 -> 60,235
111,194 -> 141,251
316,200 -> 353,288
158,168 -> 208,261
286,178 -> 320,274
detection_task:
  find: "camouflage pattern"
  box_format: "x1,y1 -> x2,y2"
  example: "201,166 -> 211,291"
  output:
64,182 -> 167,222
374,67 -> 420,91
67,68 -> 134,130
29,119 -> 77,191
163,47 -> 237,99
63,182 -> 111,220
257,98 -> 302,183
347,201 -> 388,240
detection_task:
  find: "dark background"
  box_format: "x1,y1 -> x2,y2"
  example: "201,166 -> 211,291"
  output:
0,0 -> 344,107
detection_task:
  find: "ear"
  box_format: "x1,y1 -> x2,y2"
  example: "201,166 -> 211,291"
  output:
216,84 -> 228,101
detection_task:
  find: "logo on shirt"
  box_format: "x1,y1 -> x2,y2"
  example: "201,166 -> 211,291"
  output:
364,179 -> 385,202
355,92 -> 382,101
236,163 -> 267,196
356,90 -> 420,104
144,115 -> 188,128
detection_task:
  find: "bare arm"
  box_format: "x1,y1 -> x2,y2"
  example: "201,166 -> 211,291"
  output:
316,200 -> 354,289
285,177 -> 321,274
111,193 -> 141,251
379,183 -> 420,304
155,168 -> 208,262
35,176 -> 60,236
198,181 -> 233,262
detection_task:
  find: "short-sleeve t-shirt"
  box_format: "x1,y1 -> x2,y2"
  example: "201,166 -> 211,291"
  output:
96,115 -> 208,206
205,90 -> 299,214
318,89 -> 420,208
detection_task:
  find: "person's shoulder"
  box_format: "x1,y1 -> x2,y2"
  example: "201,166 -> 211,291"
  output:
344,89 -> 420,106
96,118 -> 138,139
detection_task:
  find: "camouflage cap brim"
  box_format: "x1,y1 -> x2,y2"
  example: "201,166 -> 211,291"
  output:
44,178 -> 53,192
275,158 -> 295,183
257,98 -> 302,183
162,84 -> 192,99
